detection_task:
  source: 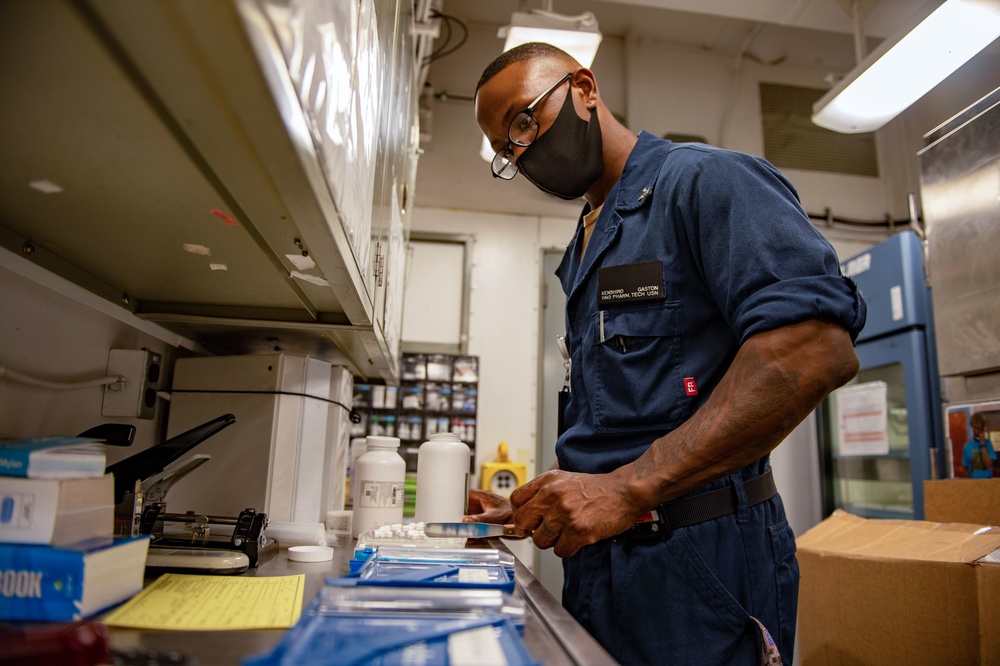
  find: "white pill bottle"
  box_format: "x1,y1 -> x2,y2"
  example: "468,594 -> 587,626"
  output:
351,436 -> 406,538
347,437 -> 368,508
414,432 -> 471,523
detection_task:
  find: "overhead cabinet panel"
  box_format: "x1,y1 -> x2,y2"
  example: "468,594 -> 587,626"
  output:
0,0 -> 414,382
0,0 -> 301,309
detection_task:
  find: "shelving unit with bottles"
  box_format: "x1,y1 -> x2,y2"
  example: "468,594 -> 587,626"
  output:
352,353 -> 478,472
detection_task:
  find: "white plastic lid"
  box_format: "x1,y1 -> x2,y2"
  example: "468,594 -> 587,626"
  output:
287,545 -> 334,562
365,435 -> 401,450
428,432 -> 461,441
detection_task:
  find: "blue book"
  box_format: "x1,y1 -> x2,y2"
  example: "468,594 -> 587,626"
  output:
0,437 -> 106,479
0,536 -> 149,621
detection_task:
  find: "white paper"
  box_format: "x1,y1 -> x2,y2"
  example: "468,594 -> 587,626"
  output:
457,568 -> 490,583
290,270 -> 329,286
0,477 -> 55,542
890,285 -> 904,321
447,625 -> 508,666
835,381 -> 889,456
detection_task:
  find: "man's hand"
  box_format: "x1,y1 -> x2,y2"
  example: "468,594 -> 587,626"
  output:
464,488 -> 514,524
509,468 -> 639,558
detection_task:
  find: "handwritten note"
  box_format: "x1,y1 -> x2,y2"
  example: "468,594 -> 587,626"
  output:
103,574 -> 304,630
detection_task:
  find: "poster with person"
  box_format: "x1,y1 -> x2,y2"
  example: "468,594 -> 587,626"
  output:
947,402 -> 1000,478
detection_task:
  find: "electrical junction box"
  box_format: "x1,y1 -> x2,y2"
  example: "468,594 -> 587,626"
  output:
480,442 -> 527,498
102,348 -> 162,419
165,354 -> 353,524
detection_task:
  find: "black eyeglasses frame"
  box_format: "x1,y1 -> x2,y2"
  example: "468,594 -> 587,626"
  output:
491,72 -> 574,180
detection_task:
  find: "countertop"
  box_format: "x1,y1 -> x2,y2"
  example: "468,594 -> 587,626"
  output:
106,537 -> 619,665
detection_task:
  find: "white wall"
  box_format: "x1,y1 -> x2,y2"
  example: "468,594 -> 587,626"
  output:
0,248 -> 192,465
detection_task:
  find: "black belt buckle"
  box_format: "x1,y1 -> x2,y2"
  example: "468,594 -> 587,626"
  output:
630,507 -> 670,539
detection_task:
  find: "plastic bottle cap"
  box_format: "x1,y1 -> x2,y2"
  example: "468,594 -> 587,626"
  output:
287,545 -> 334,562
365,435 -> 401,450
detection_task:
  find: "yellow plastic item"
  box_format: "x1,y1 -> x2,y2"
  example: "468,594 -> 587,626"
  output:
479,441 -> 527,497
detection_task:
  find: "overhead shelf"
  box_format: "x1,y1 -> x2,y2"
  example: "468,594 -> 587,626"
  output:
0,0 -> 418,383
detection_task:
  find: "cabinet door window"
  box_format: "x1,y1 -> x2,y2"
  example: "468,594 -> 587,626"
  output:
829,363 -> 912,516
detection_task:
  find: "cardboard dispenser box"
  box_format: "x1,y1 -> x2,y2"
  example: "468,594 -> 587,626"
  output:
797,510 -> 1000,665
165,354 -> 353,524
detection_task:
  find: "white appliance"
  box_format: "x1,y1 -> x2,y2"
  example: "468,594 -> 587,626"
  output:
165,353 -> 353,523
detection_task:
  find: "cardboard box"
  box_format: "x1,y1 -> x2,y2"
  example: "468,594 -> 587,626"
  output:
924,478 -> 1000,526
797,510 -> 1000,665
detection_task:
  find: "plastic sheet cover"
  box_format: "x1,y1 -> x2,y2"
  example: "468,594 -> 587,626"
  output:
264,0 -> 377,280
382,181 -> 405,358
244,588 -> 537,665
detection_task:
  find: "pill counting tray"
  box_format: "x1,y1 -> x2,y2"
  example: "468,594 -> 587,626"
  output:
354,522 -> 466,560
368,546 -> 515,570
345,558 -> 515,593
244,588 -> 537,666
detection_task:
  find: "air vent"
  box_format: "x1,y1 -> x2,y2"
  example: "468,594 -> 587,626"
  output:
760,82 -> 879,177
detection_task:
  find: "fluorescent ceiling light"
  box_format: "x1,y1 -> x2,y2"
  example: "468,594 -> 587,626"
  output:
500,11 -> 603,69
29,179 -> 64,194
481,10 -> 603,161
812,0 -> 1000,134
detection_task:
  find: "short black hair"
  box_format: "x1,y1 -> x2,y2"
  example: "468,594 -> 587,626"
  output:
475,42 -> 573,96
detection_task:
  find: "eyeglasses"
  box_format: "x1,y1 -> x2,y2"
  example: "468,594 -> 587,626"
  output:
491,73 -> 573,180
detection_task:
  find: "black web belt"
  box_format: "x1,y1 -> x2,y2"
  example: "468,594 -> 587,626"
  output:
629,469 -> 777,538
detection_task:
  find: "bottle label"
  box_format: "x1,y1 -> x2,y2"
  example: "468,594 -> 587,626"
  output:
358,480 -> 405,509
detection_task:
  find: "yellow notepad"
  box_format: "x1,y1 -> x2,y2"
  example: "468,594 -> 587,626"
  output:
104,573 -> 304,630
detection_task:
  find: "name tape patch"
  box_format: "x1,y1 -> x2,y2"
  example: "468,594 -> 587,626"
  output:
597,260 -> 664,305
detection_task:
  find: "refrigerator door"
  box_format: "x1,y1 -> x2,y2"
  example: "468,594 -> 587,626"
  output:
820,330 -> 941,519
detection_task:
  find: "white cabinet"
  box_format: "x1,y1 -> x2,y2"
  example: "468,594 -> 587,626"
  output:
0,0 -> 420,382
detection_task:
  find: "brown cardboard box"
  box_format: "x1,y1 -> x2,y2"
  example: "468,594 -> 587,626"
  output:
797,510 -> 1000,665
924,478 -> 1000,526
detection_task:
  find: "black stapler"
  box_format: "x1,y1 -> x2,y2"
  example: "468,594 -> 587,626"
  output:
105,414 -> 277,572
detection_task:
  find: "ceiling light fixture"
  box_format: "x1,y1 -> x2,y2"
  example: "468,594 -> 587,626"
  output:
29,179 -> 64,194
812,0 -> 1000,134
499,10 -> 602,69
480,6 -> 603,162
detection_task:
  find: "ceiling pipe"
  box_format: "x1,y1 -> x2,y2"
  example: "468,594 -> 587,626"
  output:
852,0 -> 867,65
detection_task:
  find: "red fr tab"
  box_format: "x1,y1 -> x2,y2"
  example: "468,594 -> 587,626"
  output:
684,377 -> 698,396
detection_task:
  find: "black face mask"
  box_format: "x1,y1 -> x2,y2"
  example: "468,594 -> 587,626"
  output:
518,90 -> 603,201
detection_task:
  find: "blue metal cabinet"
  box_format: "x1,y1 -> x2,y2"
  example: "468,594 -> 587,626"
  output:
819,231 -> 944,519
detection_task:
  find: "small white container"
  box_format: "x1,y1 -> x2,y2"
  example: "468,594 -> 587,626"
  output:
351,436 -> 406,538
287,545 -> 334,562
414,432 -> 471,523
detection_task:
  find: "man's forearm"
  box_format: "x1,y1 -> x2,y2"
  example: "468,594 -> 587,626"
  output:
617,319 -> 859,508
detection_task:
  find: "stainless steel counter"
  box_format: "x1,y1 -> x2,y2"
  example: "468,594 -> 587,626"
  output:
107,538 -> 618,665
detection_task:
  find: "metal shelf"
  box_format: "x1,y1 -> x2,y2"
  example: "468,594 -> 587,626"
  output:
0,0 -> 416,382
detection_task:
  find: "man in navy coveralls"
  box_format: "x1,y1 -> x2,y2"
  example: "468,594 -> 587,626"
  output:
468,43 -> 866,665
